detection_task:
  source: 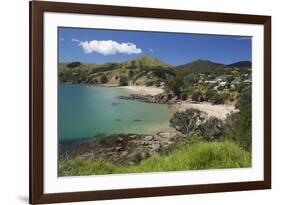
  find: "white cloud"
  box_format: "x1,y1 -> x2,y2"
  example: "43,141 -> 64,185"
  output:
72,38 -> 80,42
78,40 -> 142,55
149,48 -> 154,52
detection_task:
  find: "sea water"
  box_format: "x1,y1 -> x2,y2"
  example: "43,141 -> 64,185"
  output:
59,84 -> 175,141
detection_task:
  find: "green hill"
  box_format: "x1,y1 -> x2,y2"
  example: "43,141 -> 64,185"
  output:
58,55 -> 175,86
58,57 -> 251,86
174,60 -> 224,75
120,55 -> 171,69
224,61 -> 252,70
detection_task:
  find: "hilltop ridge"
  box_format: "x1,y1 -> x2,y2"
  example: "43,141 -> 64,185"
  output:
58,56 -> 251,86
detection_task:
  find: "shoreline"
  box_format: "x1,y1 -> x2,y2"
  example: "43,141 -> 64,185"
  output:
61,83 -> 236,119
175,101 -> 237,119
59,84 -> 238,166
117,85 -> 164,96
59,127 -> 184,166
69,83 -> 165,96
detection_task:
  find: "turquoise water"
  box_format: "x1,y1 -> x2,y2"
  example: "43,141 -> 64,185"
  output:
59,84 -> 175,140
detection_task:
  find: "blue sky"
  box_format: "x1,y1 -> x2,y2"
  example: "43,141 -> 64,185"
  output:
58,27 -> 252,66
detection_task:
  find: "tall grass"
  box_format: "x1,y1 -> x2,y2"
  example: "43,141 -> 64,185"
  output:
59,141 -> 251,176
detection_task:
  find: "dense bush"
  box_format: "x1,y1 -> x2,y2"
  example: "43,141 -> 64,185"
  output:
66,61 -> 81,68
144,81 -> 154,87
191,91 -> 202,101
205,89 -> 217,101
198,117 -> 224,141
170,109 -> 206,134
236,86 -> 251,110
224,86 -> 252,151
119,76 -> 129,86
166,76 -> 184,96
100,75 -> 108,84
210,93 -> 225,104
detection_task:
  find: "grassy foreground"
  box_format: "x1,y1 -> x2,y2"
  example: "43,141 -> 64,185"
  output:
59,141 -> 251,176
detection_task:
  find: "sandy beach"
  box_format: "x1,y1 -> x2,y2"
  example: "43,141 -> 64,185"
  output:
176,101 -> 237,119
118,85 -> 164,96
104,84 -> 236,119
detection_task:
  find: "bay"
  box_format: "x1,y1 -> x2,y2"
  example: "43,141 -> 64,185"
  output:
59,84 -> 175,141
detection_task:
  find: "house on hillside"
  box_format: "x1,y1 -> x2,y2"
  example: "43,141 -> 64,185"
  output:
219,81 -> 227,87
215,76 -> 227,83
242,79 -> 251,84
205,80 -> 217,84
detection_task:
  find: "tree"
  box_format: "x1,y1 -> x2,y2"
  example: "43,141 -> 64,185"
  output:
205,89 -> 216,101
236,85 -> 251,110
198,117 -> 224,141
191,91 -> 200,101
119,76 -> 129,86
224,109 -> 251,151
100,75 -> 108,84
66,61 -> 81,68
210,93 -> 225,104
226,75 -> 235,83
130,60 -> 136,69
224,85 -> 252,151
170,109 -> 207,134
166,76 -> 184,96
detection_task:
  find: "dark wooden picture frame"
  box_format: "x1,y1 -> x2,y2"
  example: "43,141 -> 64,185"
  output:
30,1 -> 271,204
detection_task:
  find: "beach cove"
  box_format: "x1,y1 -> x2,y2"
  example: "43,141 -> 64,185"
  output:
59,84 -> 175,141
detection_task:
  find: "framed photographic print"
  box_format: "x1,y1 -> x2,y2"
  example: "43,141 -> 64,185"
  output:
29,1 -> 271,204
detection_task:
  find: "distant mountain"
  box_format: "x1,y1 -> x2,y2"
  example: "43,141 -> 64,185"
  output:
224,61 -> 252,69
174,60 -> 224,75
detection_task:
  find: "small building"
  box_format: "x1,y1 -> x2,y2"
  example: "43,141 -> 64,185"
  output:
205,80 -> 217,84
219,81 -> 227,87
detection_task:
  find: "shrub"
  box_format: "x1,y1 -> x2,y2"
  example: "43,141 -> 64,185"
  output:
224,85 -> 252,151
180,92 -> 188,100
170,109 -> 206,134
236,85 -> 251,110
191,91 -> 201,101
133,152 -> 143,164
210,93 -> 225,104
205,89 -> 217,101
66,61 -> 81,68
145,81 -> 154,86
166,76 -> 184,96
119,76 -> 129,86
100,75 -> 108,84
198,117 -> 224,141
224,108 -> 251,151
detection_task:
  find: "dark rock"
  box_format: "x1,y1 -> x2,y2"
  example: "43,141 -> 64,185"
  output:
144,136 -> 153,141
118,92 -> 178,104
117,137 -> 123,142
141,141 -> 149,146
129,135 -> 137,139
111,102 -> 120,106
115,147 -> 122,152
120,151 -> 128,157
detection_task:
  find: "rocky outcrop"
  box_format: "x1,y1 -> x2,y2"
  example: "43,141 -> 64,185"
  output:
59,129 -> 184,166
118,93 -> 180,104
